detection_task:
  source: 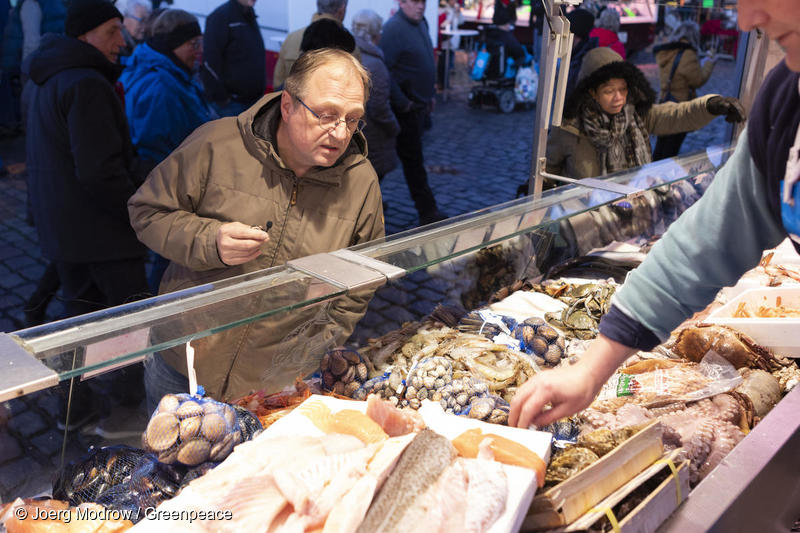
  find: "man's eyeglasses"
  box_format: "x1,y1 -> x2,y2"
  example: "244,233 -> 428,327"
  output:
294,95 -> 365,134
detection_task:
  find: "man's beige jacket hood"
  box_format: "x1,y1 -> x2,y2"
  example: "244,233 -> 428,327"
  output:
128,92 -> 384,400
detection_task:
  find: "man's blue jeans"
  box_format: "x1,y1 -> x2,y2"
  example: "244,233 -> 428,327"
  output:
144,352 -> 190,414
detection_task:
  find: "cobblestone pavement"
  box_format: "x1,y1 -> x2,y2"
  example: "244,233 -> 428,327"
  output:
0,54 -> 738,503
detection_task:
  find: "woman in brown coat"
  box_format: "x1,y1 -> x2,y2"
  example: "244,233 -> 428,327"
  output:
652,21 -> 716,160
546,47 -> 742,183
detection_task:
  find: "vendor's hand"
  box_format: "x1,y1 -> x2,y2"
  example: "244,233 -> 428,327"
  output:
509,362 -> 599,429
216,222 -> 269,266
706,96 -> 746,123
509,334 -> 637,428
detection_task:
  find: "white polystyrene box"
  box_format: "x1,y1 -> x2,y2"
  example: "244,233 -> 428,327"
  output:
705,287 -> 800,357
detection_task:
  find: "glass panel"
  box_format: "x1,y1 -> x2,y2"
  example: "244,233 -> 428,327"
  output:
13,266 -> 345,381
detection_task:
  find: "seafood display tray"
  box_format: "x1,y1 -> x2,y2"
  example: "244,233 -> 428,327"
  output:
705,287 -> 800,357
266,395 -> 552,533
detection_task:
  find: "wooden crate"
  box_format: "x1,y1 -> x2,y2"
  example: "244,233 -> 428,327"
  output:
523,421 -> 664,530
564,449 -> 689,533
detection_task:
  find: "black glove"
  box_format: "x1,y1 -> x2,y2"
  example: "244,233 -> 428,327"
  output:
706,96 -> 746,123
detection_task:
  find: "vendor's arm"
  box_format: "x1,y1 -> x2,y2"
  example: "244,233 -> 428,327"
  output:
606,129 -> 785,345
645,94 -> 715,136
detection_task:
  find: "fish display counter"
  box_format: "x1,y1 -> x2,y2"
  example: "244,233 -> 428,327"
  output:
2,145 -> 799,531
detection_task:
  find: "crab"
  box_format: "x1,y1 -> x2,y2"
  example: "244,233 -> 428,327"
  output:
669,325 -> 792,371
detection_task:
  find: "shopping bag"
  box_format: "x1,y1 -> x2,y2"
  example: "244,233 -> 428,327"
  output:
514,65 -> 538,103
471,47 -> 491,81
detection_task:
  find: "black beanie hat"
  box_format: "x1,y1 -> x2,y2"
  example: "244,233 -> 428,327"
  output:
65,0 -> 123,38
566,8 -> 595,40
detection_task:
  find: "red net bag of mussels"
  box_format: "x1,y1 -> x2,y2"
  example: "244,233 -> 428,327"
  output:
143,394 -> 255,466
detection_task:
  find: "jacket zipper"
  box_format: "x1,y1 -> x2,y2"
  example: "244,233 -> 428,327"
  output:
270,177 -> 298,267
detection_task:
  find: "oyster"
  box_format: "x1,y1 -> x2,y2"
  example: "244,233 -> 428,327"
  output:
545,446 -> 600,485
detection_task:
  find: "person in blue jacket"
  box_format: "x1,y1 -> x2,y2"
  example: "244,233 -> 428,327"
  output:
119,8 -> 215,291
510,0 -> 800,429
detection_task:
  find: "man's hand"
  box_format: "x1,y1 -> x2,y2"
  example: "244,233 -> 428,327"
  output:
509,334 -> 637,428
216,222 -> 269,266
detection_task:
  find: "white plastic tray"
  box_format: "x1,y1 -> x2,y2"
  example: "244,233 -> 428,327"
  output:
705,287 -> 800,357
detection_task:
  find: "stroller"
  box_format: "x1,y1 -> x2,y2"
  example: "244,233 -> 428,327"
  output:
468,26 -> 535,113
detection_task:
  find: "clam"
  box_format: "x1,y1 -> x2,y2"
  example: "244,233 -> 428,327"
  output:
341,365 -> 356,384
202,402 -> 222,415
320,352 -> 331,372
201,413 -> 227,442
146,413 -> 180,452
322,370 -> 336,390
344,381 -> 360,397
469,397 -> 494,420
223,405 -> 236,428
158,446 -> 178,464
332,381 -> 345,396
177,439 -> 211,466
356,363 -> 368,382
343,350 -> 361,365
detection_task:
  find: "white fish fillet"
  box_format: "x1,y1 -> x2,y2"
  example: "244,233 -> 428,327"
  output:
463,458 -> 508,533
323,474 -> 380,533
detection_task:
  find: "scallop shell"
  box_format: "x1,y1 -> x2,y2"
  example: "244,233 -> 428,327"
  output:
210,434 -> 234,462
202,402 -> 222,415
223,405 -> 236,428
330,353 -> 348,376
158,395 -> 180,414
146,413 -> 180,452
158,446 -> 178,464
201,413 -> 227,442
176,401 -> 204,419
343,350 -> 361,364
177,439 -> 211,466
179,416 -> 201,441
322,370 -> 336,389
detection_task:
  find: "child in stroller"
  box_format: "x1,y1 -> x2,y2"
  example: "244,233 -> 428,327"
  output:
469,24 -> 534,113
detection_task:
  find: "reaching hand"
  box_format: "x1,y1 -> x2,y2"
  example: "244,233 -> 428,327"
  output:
215,222 -> 269,266
509,334 -> 637,428
706,96 -> 746,123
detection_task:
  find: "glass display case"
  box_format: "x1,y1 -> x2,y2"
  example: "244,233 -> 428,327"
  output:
2,145 -> 799,529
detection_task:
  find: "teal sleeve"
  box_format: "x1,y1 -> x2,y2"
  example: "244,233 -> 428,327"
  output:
613,129 -> 786,340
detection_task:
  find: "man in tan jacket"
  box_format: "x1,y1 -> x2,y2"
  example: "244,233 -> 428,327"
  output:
128,48 -> 384,407
273,0 -> 349,88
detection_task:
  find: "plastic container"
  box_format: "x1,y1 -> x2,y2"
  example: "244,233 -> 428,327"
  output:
705,287 -> 800,357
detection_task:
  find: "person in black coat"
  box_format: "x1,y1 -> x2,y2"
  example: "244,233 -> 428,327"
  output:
199,0 -> 266,116
26,0 -> 150,432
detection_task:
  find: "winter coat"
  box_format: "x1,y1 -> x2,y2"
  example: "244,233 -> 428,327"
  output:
546,95 -> 716,179
128,92 -> 385,400
119,43 -> 214,167
355,35 -> 400,178
380,9 -> 436,109
199,0 -> 265,106
653,41 -> 713,102
1,0 -> 65,71
492,0 -> 517,26
26,34 -> 146,263
273,12 -> 338,89
589,27 -> 625,59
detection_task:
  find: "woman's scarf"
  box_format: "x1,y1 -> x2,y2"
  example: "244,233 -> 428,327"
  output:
580,100 -> 652,174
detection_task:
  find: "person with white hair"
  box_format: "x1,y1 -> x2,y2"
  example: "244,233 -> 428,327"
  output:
652,20 -> 716,159
352,9 -> 400,181
120,0 -> 151,57
589,8 -> 625,59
